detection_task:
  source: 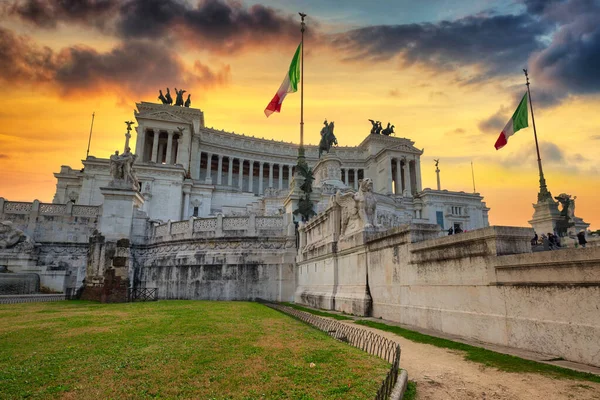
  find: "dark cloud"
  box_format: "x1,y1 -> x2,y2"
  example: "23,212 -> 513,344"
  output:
529,1 -> 600,94
5,0 -> 302,53
0,154 -> 8,159
332,13 -> 547,76
388,89 -> 402,97
6,0 -> 118,29
0,27 -> 229,96
478,106 -> 509,133
446,128 -> 466,136
591,135 -> 600,140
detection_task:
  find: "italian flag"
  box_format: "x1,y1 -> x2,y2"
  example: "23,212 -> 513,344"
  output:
264,43 -> 302,117
494,93 -> 529,150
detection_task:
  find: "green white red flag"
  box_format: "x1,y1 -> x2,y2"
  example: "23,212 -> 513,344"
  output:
494,93 -> 529,150
264,43 -> 302,117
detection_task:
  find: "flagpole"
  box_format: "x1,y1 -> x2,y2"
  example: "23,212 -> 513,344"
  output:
523,69 -> 552,202
299,12 -> 306,160
85,112 -> 95,159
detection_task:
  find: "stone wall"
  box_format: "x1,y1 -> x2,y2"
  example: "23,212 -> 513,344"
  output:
297,223 -> 600,367
131,236 -> 296,301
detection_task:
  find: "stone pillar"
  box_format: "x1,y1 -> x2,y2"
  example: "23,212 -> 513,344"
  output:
217,155 -> 223,185
99,187 -> 144,240
386,158 -> 393,194
175,136 -> 184,165
354,169 -> 359,190
150,129 -> 159,163
205,153 -> 213,184
238,158 -> 244,190
259,162 -> 264,194
343,168 -> 349,186
395,158 -> 402,195
249,161 -> 254,193
288,165 -> 293,188
165,130 -> 174,164
403,158 -> 411,196
415,156 -> 422,192
135,126 -> 145,160
228,157 -> 233,186
183,187 -> 191,219
269,163 -> 274,188
278,164 -> 283,189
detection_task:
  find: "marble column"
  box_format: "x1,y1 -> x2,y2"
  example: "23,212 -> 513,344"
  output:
183,189 -> 191,219
150,129 -> 159,163
354,169 -> 359,190
228,157 -> 233,186
278,164 -> 283,190
288,165 -> 293,188
205,153 -> 213,184
344,168 -> 349,186
415,156 -> 422,192
268,163 -> 274,188
259,162 -> 264,194
403,158 -> 412,196
217,155 -> 223,185
386,158 -> 393,194
249,161 -> 254,193
238,158 -> 244,190
395,158 -> 402,195
165,130 -> 174,164
136,127 -> 145,160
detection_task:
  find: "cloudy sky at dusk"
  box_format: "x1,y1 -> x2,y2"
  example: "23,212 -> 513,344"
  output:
0,0 -> 598,229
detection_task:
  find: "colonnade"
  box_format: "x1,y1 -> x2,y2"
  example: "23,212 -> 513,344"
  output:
138,128 -> 181,164
390,157 -> 420,196
199,152 -> 295,195
340,168 -> 365,190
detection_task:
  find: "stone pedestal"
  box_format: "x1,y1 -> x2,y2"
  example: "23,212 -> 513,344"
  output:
529,199 -> 561,236
313,154 -> 345,190
99,186 -> 144,240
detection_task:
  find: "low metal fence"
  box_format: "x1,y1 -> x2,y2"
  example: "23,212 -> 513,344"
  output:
263,302 -> 401,399
0,294 -> 66,304
128,288 -> 158,302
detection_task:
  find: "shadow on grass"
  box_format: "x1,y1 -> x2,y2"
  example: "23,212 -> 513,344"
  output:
355,320 -> 600,384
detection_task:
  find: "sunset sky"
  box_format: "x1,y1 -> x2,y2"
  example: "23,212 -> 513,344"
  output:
0,0 -> 598,229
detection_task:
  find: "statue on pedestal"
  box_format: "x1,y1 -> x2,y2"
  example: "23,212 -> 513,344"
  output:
184,94 -> 191,107
165,88 -> 173,105
335,178 -> 380,237
318,119 -> 337,158
369,119 -> 382,135
158,90 -> 168,104
109,147 -> 140,191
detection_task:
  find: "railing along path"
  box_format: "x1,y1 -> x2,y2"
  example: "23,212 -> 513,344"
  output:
263,302 -> 404,400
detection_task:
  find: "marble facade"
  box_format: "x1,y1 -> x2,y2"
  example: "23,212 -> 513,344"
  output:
52,101 -> 490,232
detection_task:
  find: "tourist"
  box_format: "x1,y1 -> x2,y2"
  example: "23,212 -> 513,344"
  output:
447,227 -> 453,235
454,226 -> 463,234
531,233 -> 538,245
577,230 -> 587,248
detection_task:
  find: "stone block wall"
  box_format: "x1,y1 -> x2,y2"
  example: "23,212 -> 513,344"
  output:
132,236 -> 296,302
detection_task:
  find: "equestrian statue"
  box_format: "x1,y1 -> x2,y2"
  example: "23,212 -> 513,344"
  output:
318,119 -> 337,158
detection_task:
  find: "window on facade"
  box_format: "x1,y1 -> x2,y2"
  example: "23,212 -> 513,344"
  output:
193,207 -> 199,217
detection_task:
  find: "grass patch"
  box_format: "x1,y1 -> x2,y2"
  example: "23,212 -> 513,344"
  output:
0,301 -> 390,399
356,320 -> 600,384
281,302 -> 353,320
403,380 -> 417,400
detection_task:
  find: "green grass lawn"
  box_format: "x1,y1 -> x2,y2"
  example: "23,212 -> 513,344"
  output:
0,301 -> 390,399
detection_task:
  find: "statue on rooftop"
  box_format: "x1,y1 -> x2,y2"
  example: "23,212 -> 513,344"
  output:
165,88 -> 173,105
184,94 -> 191,107
369,119 -> 382,135
381,122 -> 395,136
318,120 -> 337,158
174,88 -> 186,106
158,90 -> 168,104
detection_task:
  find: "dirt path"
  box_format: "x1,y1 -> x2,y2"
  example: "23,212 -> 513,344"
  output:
343,321 -> 600,400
